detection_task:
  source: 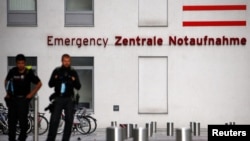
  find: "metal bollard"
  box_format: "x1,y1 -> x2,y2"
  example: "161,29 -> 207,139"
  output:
176,128 -> 192,141
193,122 -> 196,136
120,124 -> 128,140
190,122 -> 200,136
106,126 -> 125,141
166,122 -> 174,136
33,96 -> 39,141
151,121 -> 157,133
127,124 -> 134,138
197,123 -> 200,136
190,122 -> 192,132
133,127 -> 148,141
111,121 -> 118,126
226,122 -> 236,125
145,123 -> 153,137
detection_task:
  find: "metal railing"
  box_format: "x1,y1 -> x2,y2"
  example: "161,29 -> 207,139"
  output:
33,96 -> 39,141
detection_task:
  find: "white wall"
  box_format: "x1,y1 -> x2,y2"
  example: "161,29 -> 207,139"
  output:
0,0 -> 250,129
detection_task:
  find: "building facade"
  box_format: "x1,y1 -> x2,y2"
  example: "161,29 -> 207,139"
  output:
0,0 -> 250,128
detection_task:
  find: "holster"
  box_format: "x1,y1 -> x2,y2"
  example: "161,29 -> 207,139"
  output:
4,97 -> 12,108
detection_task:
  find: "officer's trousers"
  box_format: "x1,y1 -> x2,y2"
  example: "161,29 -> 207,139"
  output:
8,97 -> 29,141
46,97 -> 74,141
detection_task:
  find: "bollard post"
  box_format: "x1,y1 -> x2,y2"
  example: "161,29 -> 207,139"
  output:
193,122 -> 196,136
190,122 -> 193,133
119,124 -> 127,140
33,96 -> 39,141
111,121 -> 117,126
176,128 -> 192,141
171,122 -> 174,136
226,122 -> 236,125
106,126 -> 124,141
146,123 -> 153,137
190,122 -> 200,136
127,124 -> 134,138
230,122 -> 236,125
151,121 -> 157,133
197,122 -> 200,136
133,127 -> 148,141
150,122 -> 154,135
166,122 -> 174,136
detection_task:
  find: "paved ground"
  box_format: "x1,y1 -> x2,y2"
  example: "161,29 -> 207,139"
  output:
0,128 -> 208,141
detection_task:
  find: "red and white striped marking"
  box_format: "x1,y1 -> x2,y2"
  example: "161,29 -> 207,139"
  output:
182,0 -> 247,26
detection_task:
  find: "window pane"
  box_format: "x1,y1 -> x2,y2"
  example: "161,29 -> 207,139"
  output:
138,57 -> 168,114
9,0 -> 36,11
71,57 -> 94,111
71,57 -> 94,66
76,69 -> 93,109
66,0 -> 92,11
139,0 -> 168,26
8,57 -> 37,66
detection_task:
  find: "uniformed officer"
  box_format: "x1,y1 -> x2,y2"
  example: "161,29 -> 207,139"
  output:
46,54 -> 81,141
4,54 -> 42,141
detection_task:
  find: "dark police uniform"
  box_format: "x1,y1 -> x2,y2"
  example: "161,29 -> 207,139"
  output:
5,67 -> 40,141
46,66 -> 81,141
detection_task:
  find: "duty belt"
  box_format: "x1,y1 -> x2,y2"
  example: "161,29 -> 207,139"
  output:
13,95 -> 25,98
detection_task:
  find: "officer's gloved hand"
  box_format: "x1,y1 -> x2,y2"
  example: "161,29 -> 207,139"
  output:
44,101 -> 55,113
49,93 -> 56,101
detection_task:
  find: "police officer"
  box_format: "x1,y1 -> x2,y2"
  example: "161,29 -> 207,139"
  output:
46,54 -> 81,141
4,54 -> 42,141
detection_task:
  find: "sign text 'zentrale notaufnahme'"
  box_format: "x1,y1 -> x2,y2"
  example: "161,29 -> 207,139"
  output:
47,35 -> 247,48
